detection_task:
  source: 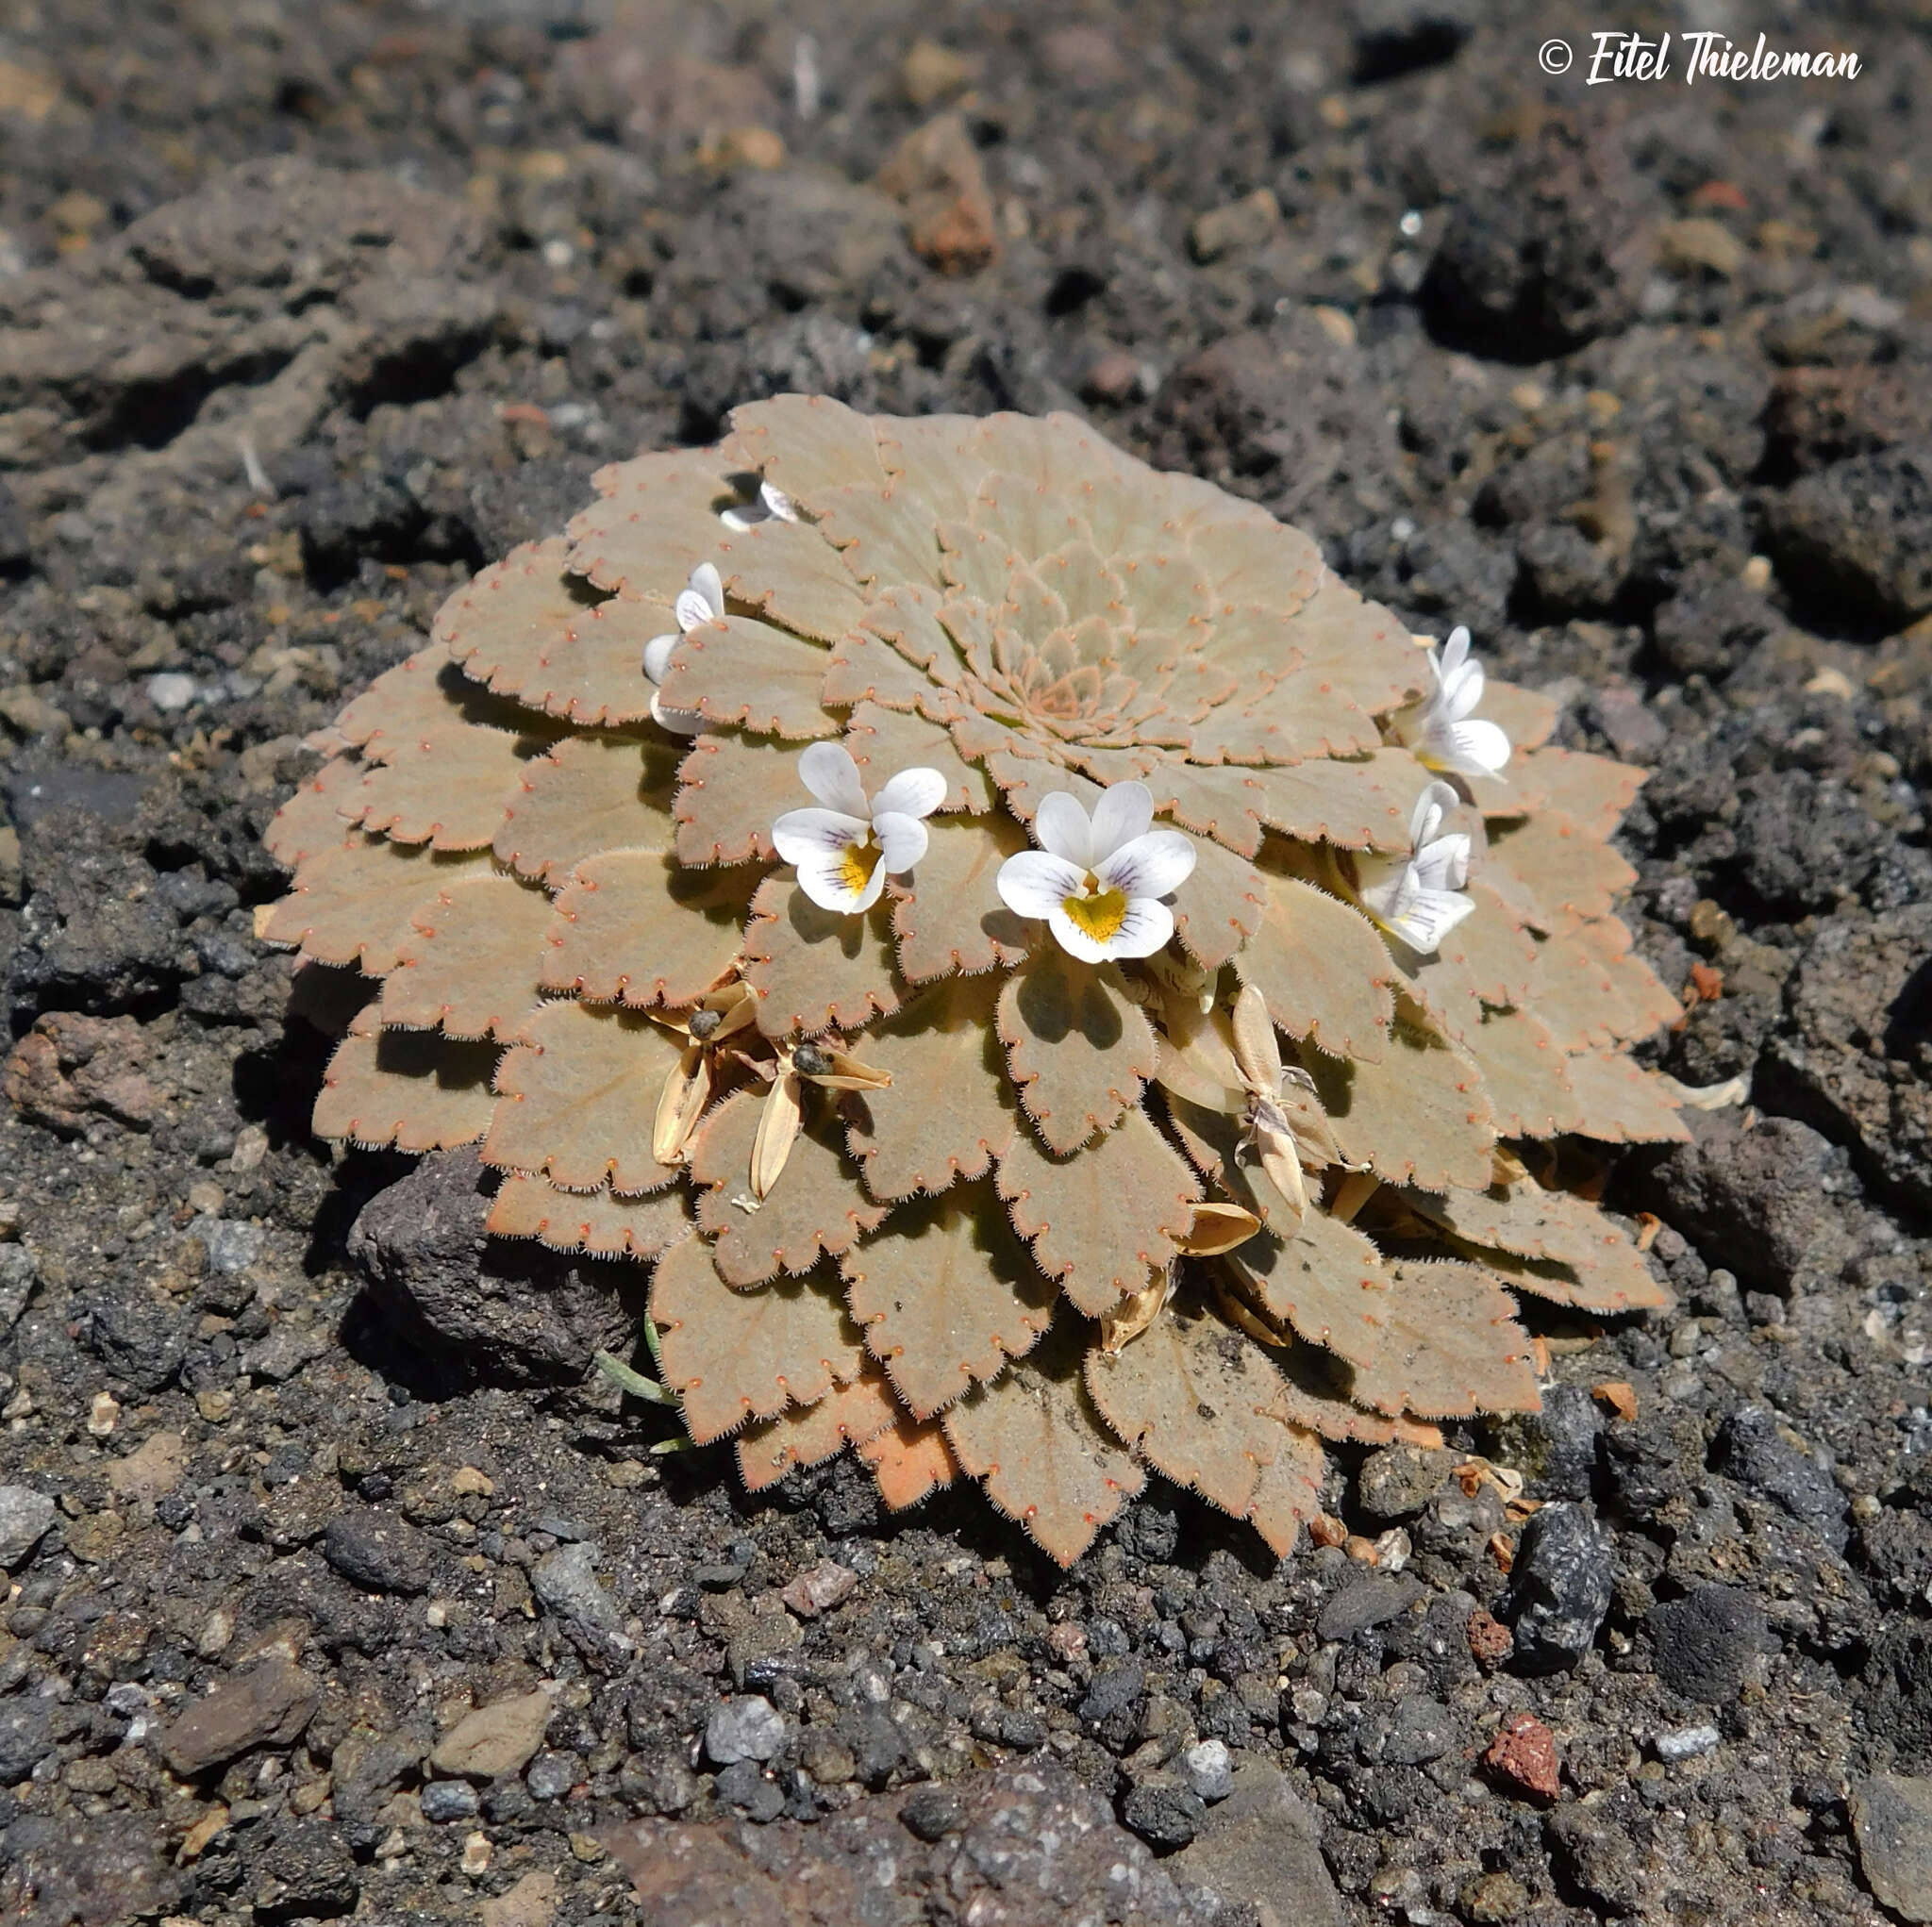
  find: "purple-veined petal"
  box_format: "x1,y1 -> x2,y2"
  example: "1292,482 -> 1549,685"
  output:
1095,827 -> 1196,903
1105,896 -> 1174,960
1441,717 -> 1511,777
792,840 -> 881,915
797,741 -> 871,818
1046,904 -> 1113,965
772,806 -> 869,867
872,766 -> 947,822
996,849 -> 1087,921
1032,790 -> 1093,867
1089,779 -> 1153,861
1384,886 -> 1474,955
873,810 -> 929,874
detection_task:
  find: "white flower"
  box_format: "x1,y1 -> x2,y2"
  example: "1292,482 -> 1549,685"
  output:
640,562 -> 724,735
771,742 -> 946,915
1404,624 -> 1510,779
995,781 -> 1197,964
1354,780 -> 1474,955
720,480 -> 800,531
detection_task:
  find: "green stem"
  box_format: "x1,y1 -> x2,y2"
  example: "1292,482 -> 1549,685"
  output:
592,1347 -> 675,1406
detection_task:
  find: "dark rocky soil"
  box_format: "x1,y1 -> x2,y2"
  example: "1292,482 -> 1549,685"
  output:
2,3 -> 1931,1923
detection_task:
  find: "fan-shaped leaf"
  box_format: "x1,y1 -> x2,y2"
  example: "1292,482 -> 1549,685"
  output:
743,876 -> 902,1039
843,700 -> 992,814
334,646 -> 524,755
821,626 -> 941,713
541,851 -> 753,1008
1441,883 -> 1539,1007
691,1088 -> 891,1285
1147,764 -> 1266,858
1347,1258 -> 1540,1420
313,1019 -> 498,1151
1502,745 -> 1644,837
564,452 -> 738,594
941,1327 -> 1145,1568
1224,1208 -> 1389,1367
261,835 -> 490,973
1484,814 -> 1637,926
1246,750 -> 1417,852
265,756 -> 362,868
491,733 -> 675,886
1529,917 -> 1680,1048
723,517 -> 872,643
381,872 -> 553,1039
1463,1006 -> 1576,1138
650,1238 -> 866,1445
996,947 -> 1158,1155
350,724 -> 530,851
841,1183 -> 1056,1419
1481,678 -> 1559,755
844,976 -> 1018,1201
891,817 -> 1032,984
657,613 -> 839,739
486,1171 -> 692,1260
1281,585 -> 1426,720
1170,837 -> 1267,973
995,1107 -> 1201,1317
858,1412 -> 958,1509
812,481 -> 949,591
1235,872 -> 1393,1063
725,394 -> 888,506
483,999 -> 686,1195
737,1370 -> 899,1493
1263,1343 -> 1445,1448
672,732 -> 797,868
1560,1050 -> 1690,1143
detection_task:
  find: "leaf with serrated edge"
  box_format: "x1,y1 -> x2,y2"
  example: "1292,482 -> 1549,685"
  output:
995,1108 -> 1201,1317
1263,1344 -> 1445,1448
563,453 -> 739,594
1480,679 -> 1558,755
1294,1005 -> 1493,1191
1086,1297 -> 1288,1519
844,976 -> 1017,1202
1283,586 -> 1426,720
381,872 -> 553,1039
1530,917 -> 1679,1047
859,1413 -> 958,1509
821,627 -> 941,713
1245,750 -> 1417,852
1145,763 -> 1265,857
1244,1419 -> 1328,1557
841,1182 -> 1056,1420
1235,871 -> 1392,1063
656,613 -> 838,739
650,1238 -> 866,1446
350,725 -> 530,851
1559,1050 -> 1690,1143
1497,745 -> 1644,835
691,1088 -> 891,1285
737,1370 -> 899,1493
891,817 -> 1031,984
811,481 -> 948,591
996,948 -> 1158,1156
1171,836 -> 1266,973
1406,1181 -> 1670,1313
673,732 -> 795,867
942,1326 -> 1145,1568
1442,882 -> 1539,1007
1225,1209 -> 1389,1367
261,836 -> 491,972
334,647 -> 526,756
313,1022 -> 498,1150
722,517 -> 871,643
492,734 -> 676,885
486,1171 -> 692,1261
1347,1258 -> 1540,1420
725,394 -> 887,507
844,700 -> 992,814
1463,1006 -> 1575,1138
266,757 -> 363,869
484,999 -> 687,1194
743,875 -> 902,1040
1483,814 -> 1636,926
541,851 -> 754,1008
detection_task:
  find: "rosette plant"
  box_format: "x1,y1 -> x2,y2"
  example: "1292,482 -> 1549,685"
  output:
262,398 -> 1686,1565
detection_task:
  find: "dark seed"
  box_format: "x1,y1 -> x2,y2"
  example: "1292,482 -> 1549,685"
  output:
793,1042 -> 835,1074
689,1007 -> 724,1038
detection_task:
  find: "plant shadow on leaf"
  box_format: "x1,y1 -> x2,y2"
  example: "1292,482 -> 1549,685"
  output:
1014,951 -> 1124,1052
788,883 -> 868,961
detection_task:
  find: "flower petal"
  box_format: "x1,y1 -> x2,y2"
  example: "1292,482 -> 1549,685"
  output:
1441,718 -> 1511,777
1046,903 -> 1113,964
772,806 -> 868,867
676,561 -> 725,630
1383,886 -> 1474,955
1414,831 -> 1472,894
997,849 -> 1087,921
1089,779 -> 1153,862
641,632 -> 678,684
650,690 -> 706,736
1105,896 -> 1174,960
797,741 -> 871,818
1032,790 -> 1093,867
1410,780 -> 1459,850
792,843 -> 874,915
873,810 -> 929,874
872,766 -> 947,822
1095,828 -> 1197,902
761,481 -> 799,523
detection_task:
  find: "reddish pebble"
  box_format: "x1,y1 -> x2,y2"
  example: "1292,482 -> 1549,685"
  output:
1046,1621 -> 1088,1664
1466,1608 -> 1513,1670
1484,1712 -> 1559,1802
780,1560 -> 858,1620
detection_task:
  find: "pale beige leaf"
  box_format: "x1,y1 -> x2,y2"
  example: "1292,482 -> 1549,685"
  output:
1146,763 -> 1266,858
649,1238 -> 866,1445
1529,917 -> 1680,1047
1281,584 -> 1427,721
564,452 -> 740,595
1483,813 -> 1637,927
890,816 -> 1032,984
722,515 -> 872,643
820,626 -> 941,713
874,413 -> 990,525
1185,504 -> 1325,614
858,1412 -> 959,1510
737,1370 -> 899,1493
1264,1344 -> 1444,1448
492,733 -> 677,886
1558,1049 -> 1690,1143
812,480 -> 950,590
1294,1006 -> 1494,1191
261,835 -> 491,973
995,1107 -> 1201,1317
1224,1207 -> 1389,1368
841,1183 -> 1056,1420
656,612 -> 839,739
691,1088 -> 891,1285
742,875 -> 902,1039
381,872 -> 553,1039
1245,748 -> 1420,852
1441,882 -> 1540,1007
483,999 -> 687,1195
1500,745 -> 1645,836
333,646 -> 508,756
724,394 -> 888,506
844,701 -> 993,815
485,1171 -> 692,1261
843,976 -> 1018,1202
540,851 -> 753,1008
996,947 -> 1158,1155
1346,1258 -> 1541,1420
1170,836 -> 1267,973
1243,1420 -> 1329,1557
942,1328 -> 1146,1568
1481,678 -> 1559,755
1463,1006 -> 1577,1139
673,732 -> 795,867
265,756 -> 363,868
312,1022 -> 498,1151
1235,871 -> 1394,1063
350,723 -> 530,851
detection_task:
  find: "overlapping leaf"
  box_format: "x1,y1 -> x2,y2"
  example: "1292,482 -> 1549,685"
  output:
997,947 -> 1158,1155
382,872 -> 553,1039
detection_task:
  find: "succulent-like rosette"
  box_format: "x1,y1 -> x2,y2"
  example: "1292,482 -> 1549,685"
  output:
262,397 -> 1688,1567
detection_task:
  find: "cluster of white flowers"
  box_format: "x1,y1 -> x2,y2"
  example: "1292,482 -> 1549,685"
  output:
747,624 -> 1514,964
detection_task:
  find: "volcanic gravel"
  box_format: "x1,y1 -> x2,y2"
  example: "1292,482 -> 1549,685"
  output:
1,3 -> 1931,1924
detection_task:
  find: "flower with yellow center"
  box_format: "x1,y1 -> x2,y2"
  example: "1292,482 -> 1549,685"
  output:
995,781 -> 1197,964
771,742 -> 945,915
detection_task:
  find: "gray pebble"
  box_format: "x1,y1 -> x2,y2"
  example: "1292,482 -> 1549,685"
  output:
1654,1724 -> 1721,1762
420,1778 -> 480,1822
706,1695 -> 788,1766
1179,1738 -> 1234,1802
0,1486 -> 58,1569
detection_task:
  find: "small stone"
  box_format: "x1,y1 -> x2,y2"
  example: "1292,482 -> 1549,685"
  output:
108,1432 -> 186,1504
461,1833 -> 491,1876
876,111 -> 997,275
899,1784 -> 966,1841
780,1559 -> 858,1620
1503,1502 -> 1614,1673
421,1777 -> 481,1822
526,1750 -> 582,1801
1386,1694 -> 1457,1766
1357,1443 -> 1453,1519
1122,1773 -> 1205,1849
1654,1723 -> 1720,1763
1657,216 -> 1748,278
203,1220 -> 265,1275
451,1467 -> 495,1498
1483,1712 -> 1559,1802
146,673 -> 197,713
1712,1405 -> 1849,1551
0,1699 -> 55,1781
0,1485 -> 58,1567
1851,1775 -> 1932,1924
705,1696 -> 787,1767
160,1659 -> 319,1776
0,1244 -> 35,1331
1646,1585 -> 1767,1703
1462,1869 -> 1531,1923
531,1541 -> 625,1635
1189,189 -> 1281,263
87,1391 -> 119,1437
1316,1573 -> 1415,1642
1179,1738 -> 1234,1802
1167,1761 -> 1343,1927
1467,1608 -> 1513,1670
323,1509 -> 434,1596
432,1690 -> 556,1780
480,1870 -> 559,1927
715,1757 -> 786,1820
